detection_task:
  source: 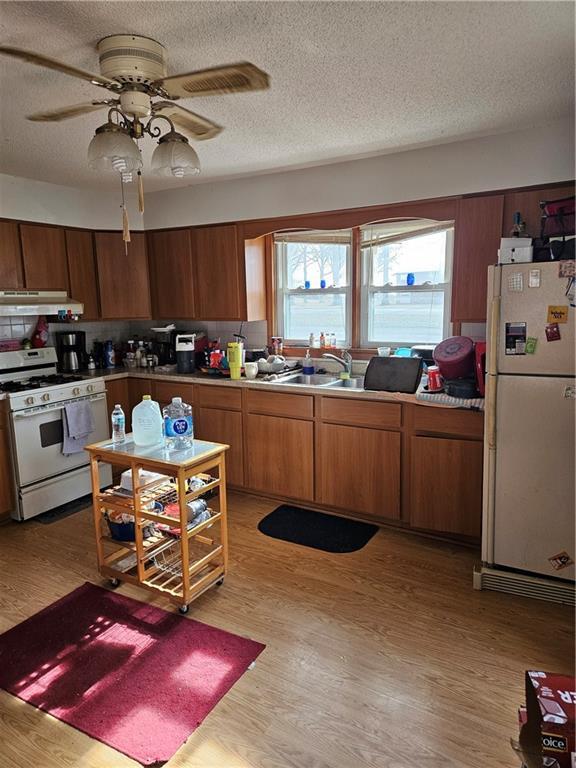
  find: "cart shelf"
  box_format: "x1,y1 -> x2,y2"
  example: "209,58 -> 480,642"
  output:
85,436 -> 230,612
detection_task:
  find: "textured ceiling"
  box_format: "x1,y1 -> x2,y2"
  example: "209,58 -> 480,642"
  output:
0,1 -> 574,192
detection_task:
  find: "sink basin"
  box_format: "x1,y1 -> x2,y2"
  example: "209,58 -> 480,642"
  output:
270,373 -> 338,386
322,376 -> 364,389
267,373 -> 364,390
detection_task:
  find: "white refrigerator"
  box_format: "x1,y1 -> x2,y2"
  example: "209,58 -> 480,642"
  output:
479,261 -> 575,602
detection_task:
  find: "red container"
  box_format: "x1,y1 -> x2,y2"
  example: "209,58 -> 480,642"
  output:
433,336 -> 475,380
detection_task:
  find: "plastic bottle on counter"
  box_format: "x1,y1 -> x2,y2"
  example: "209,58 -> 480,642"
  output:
111,404 -> 126,444
132,395 -> 164,447
319,332 -> 326,348
302,350 -> 315,375
163,397 -> 194,450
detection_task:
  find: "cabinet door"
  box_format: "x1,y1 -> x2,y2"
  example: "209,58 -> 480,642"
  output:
451,195 -> 504,322
65,230 -> 99,320
246,414 -> 314,501
318,423 -> 400,521
409,436 -> 482,537
195,407 -> 244,487
148,229 -> 195,319
95,232 -> 151,319
0,221 -> 24,288
193,224 -> 242,320
20,224 -> 69,291
105,378 -> 129,437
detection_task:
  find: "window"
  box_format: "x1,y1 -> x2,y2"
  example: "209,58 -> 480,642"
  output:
275,230 -> 352,345
360,220 -> 454,347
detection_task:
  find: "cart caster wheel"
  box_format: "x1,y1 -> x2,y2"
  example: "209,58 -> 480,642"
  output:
178,605 -> 189,615
109,578 -> 120,588
216,578 -> 224,587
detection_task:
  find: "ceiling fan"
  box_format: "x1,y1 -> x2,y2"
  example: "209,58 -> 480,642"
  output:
0,34 -> 270,178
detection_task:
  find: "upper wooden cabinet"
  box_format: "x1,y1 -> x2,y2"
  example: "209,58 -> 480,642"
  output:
148,228 -> 195,319
0,221 -> 24,289
192,224 -> 266,321
20,224 -> 69,292
65,229 -> 99,320
95,232 -> 151,320
451,195 -> 504,323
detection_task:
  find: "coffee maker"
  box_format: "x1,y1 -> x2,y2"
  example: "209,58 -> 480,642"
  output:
55,331 -> 87,372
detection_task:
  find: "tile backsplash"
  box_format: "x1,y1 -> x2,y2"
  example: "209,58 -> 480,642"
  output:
1,316 -> 269,353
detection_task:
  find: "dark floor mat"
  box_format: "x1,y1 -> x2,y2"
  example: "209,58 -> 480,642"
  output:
35,495 -> 92,524
257,505 -> 378,553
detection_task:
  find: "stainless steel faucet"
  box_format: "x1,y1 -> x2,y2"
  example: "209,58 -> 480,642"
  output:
322,350 -> 353,375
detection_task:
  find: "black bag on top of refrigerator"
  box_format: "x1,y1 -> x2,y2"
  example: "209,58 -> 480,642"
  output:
540,196 -> 575,238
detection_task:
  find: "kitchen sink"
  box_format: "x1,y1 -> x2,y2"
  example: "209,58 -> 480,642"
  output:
322,376 -> 364,389
267,373 -> 364,389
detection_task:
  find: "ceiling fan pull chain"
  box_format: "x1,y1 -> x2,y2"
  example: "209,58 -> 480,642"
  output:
120,175 -> 131,251
137,169 -> 145,214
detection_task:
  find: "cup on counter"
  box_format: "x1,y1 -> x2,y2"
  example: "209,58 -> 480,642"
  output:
229,363 -> 242,381
377,346 -> 391,357
244,362 -> 258,380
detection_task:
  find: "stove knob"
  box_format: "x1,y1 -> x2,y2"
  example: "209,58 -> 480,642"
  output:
41,393 -> 50,402
87,384 -> 94,393
25,396 -> 35,405
72,387 -> 81,396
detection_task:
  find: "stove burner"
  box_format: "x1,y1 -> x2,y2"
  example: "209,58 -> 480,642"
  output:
0,373 -> 83,393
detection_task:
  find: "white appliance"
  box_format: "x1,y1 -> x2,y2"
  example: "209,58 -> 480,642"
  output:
476,262 -> 575,603
0,348 -> 112,520
0,290 -> 83,316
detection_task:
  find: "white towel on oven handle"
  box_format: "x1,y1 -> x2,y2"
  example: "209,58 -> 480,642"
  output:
62,400 -> 95,455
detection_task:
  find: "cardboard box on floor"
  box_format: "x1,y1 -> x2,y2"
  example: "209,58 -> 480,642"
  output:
512,671 -> 575,768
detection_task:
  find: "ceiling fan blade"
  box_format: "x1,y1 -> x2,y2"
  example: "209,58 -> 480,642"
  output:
151,62 -> 269,100
27,100 -> 118,122
0,45 -> 120,90
153,101 -> 223,140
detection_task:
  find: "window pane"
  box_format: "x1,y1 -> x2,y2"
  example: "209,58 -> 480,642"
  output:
285,293 -> 347,342
366,230 -> 448,287
368,291 -> 445,344
285,242 -> 349,289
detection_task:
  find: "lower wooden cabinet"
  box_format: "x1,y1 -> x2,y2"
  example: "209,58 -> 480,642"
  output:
104,378 -> 129,438
318,422 -> 401,521
409,436 -> 483,537
153,380 -> 195,410
195,407 -> 244,487
245,414 -> 314,501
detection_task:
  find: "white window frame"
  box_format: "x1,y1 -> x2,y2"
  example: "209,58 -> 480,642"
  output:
275,231 -> 353,346
360,222 -> 454,348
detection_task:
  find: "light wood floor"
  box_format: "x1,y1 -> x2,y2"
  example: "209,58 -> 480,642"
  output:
0,492 -> 573,768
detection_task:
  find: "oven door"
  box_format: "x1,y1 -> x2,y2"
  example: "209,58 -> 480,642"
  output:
10,393 -> 109,487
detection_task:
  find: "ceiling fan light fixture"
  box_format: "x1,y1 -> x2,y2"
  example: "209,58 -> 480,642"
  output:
87,121 -> 142,173
151,130 -> 200,177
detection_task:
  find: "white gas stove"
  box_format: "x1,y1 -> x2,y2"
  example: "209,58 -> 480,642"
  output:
1,348 -> 112,520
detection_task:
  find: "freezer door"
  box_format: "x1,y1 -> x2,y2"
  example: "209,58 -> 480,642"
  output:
493,375 -> 575,579
495,262 -> 575,375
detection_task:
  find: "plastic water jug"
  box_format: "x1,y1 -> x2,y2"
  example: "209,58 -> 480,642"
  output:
132,395 -> 164,447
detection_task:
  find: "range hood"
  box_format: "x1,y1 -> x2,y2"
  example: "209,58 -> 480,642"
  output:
0,291 -> 84,317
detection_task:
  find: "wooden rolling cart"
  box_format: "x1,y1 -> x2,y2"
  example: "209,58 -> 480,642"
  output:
85,437 -> 229,614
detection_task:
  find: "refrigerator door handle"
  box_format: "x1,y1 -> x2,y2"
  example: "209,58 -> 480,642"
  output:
487,296 -> 500,377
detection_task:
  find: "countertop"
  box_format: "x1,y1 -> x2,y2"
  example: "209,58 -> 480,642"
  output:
78,368 -> 483,410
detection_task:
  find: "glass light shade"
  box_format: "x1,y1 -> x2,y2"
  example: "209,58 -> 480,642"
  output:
87,125 -> 142,174
151,133 -> 200,177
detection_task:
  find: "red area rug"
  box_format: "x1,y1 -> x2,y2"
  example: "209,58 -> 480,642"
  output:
0,582 -> 265,765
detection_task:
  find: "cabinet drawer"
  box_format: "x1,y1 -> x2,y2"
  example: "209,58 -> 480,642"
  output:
320,396 -> 401,429
413,405 -> 483,439
196,385 -> 242,411
154,380 -> 195,407
245,389 -> 313,419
